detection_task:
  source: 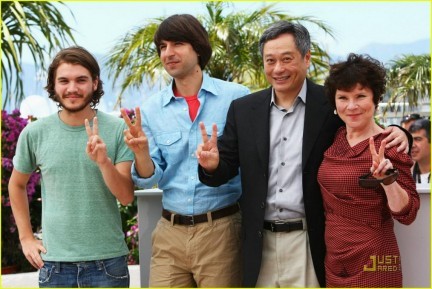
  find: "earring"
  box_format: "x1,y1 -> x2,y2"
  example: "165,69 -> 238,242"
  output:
333,109 -> 337,115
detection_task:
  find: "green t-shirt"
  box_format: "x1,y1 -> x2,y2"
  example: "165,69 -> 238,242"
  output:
13,111 -> 133,261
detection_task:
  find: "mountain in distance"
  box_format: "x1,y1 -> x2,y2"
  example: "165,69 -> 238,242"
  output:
330,38 -> 430,64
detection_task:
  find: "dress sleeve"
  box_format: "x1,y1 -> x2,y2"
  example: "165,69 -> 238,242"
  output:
385,148 -> 419,225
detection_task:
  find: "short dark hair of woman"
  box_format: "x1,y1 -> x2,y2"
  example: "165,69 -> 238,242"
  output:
324,53 -> 386,108
45,46 -> 104,109
153,14 -> 212,70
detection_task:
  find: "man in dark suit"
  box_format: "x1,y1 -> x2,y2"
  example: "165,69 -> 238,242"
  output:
197,21 -> 410,287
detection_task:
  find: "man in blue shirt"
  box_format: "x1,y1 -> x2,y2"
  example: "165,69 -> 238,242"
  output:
121,14 -> 249,287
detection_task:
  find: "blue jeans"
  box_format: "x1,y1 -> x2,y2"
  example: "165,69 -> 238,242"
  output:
38,255 -> 129,288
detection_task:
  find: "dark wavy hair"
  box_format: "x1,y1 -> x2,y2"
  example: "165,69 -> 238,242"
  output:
153,14 -> 212,70
324,53 -> 386,108
45,46 -> 104,109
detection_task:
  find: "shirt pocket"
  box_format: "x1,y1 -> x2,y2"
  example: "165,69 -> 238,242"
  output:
155,132 -> 183,165
205,123 -> 224,139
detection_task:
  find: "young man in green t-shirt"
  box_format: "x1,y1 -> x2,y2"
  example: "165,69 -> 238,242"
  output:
8,46 -> 134,287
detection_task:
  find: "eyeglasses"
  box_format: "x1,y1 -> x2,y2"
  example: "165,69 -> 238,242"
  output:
402,113 -> 422,122
358,169 -> 399,189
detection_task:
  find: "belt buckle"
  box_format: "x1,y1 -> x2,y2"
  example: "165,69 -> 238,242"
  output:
187,215 -> 195,226
271,220 -> 284,232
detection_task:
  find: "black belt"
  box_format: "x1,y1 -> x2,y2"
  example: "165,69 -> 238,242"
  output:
263,220 -> 304,233
162,203 -> 239,226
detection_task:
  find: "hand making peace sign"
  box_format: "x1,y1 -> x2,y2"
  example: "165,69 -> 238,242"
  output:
369,137 -> 394,178
196,122 -> 220,173
121,107 -> 149,154
85,117 -> 110,165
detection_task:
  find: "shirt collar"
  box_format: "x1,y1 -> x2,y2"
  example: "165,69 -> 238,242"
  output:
162,73 -> 217,107
270,79 -> 307,107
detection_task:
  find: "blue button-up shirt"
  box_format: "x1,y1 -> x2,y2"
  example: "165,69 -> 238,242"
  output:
132,74 -> 250,215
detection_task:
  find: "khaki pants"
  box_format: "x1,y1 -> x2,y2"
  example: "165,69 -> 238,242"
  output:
149,211 -> 242,287
256,219 -> 320,288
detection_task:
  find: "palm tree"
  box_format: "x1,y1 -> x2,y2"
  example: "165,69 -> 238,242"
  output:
104,19 -> 165,109
1,1 -> 76,109
385,54 -> 430,114
202,2 -> 334,89
105,1 -> 334,108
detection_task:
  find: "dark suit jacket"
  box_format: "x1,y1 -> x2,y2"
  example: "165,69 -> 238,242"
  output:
199,79 -> 344,287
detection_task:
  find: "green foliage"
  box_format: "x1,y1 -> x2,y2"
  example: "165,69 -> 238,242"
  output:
105,1 -> 334,108
385,54 -> 431,114
125,214 -> 139,265
201,2 -> 334,89
104,19 -> 165,108
119,199 -> 139,264
1,110 -> 41,272
1,1 -> 76,109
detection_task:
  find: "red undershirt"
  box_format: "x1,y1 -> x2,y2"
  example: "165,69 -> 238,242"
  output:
174,87 -> 200,122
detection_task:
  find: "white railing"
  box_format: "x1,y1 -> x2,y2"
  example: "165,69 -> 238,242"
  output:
135,188 -> 430,287
135,189 -> 162,287
393,187 -> 430,287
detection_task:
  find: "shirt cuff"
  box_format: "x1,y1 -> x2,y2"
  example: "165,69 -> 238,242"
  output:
131,160 -> 159,189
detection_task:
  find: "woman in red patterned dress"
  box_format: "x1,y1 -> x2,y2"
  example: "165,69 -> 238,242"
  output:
318,53 -> 419,287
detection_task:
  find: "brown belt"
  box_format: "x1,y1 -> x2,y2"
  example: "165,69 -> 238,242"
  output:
162,203 -> 239,226
263,220 -> 304,233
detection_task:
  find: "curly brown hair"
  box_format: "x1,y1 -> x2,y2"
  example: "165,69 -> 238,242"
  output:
324,53 -> 386,108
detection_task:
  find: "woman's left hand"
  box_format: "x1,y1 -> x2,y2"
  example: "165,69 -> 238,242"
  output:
369,137 -> 393,178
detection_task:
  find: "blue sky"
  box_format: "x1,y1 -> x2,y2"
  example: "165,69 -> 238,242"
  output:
47,0 -> 430,62
13,1 -> 430,112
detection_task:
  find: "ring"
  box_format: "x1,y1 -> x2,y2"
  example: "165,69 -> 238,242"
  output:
385,159 -> 389,164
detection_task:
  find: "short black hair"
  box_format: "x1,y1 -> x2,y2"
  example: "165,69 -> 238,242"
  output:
401,113 -> 422,125
409,118 -> 431,143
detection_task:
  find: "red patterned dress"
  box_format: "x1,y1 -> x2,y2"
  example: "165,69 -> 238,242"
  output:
318,127 -> 419,287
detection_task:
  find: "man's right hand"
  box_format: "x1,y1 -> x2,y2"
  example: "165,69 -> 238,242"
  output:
196,122 -> 220,174
21,236 -> 46,269
121,107 -> 155,178
121,107 -> 149,155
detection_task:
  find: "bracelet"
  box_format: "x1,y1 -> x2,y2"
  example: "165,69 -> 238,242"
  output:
381,169 -> 399,186
358,169 -> 399,189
